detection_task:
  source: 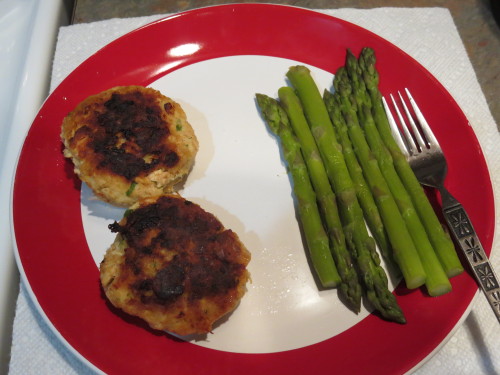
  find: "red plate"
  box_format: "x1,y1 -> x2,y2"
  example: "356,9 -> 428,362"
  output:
12,4 -> 494,374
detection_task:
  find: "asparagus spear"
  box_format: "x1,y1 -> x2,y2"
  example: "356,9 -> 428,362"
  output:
358,47 -> 464,278
333,67 -> 426,291
323,89 -> 393,266
286,66 -> 406,323
278,86 -> 362,312
343,51 -> 452,296
255,93 -> 341,288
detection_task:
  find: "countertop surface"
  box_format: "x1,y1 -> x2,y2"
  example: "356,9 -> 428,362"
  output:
72,0 -> 500,130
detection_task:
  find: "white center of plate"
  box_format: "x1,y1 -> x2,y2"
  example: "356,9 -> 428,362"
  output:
81,55 -> 396,354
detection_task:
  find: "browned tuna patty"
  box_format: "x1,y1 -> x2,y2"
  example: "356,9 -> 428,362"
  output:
99,194 -> 251,335
61,86 -> 198,207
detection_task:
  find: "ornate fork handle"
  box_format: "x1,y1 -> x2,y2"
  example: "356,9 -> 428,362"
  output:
439,186 -> 500,322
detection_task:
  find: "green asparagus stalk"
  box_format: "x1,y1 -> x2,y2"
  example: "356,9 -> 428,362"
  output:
286,66 -> 406,323
358,47 -> 464,278
255,94 -> 341,288
323,89 -> 393,266
343,51 -> 452,296
278,86 -> 362,312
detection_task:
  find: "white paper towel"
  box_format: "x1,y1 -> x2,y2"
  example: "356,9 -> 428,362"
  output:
9,7 -> 500,374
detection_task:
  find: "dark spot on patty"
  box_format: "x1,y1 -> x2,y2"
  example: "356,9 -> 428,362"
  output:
151,262 -> 185,301
111,196 -> 246,307
84,90 -> 179,180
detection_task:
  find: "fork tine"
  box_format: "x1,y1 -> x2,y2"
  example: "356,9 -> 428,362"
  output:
405,88 -> 440,148
398,91 -> 427,151
382,96 -> 409,157
389,93 -> 418,155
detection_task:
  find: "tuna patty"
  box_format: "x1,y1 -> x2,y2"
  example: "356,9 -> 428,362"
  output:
61,86 -> 198,207
99,194 -> 251,335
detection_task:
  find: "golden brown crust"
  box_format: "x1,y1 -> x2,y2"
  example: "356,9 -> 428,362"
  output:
99,195 -> 251,335
61,86 -> 198,207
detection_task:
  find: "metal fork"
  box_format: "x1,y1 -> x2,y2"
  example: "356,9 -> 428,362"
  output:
383,89 -> 500,323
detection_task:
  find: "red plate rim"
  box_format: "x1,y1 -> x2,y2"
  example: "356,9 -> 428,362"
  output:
12,4 -> 495,375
